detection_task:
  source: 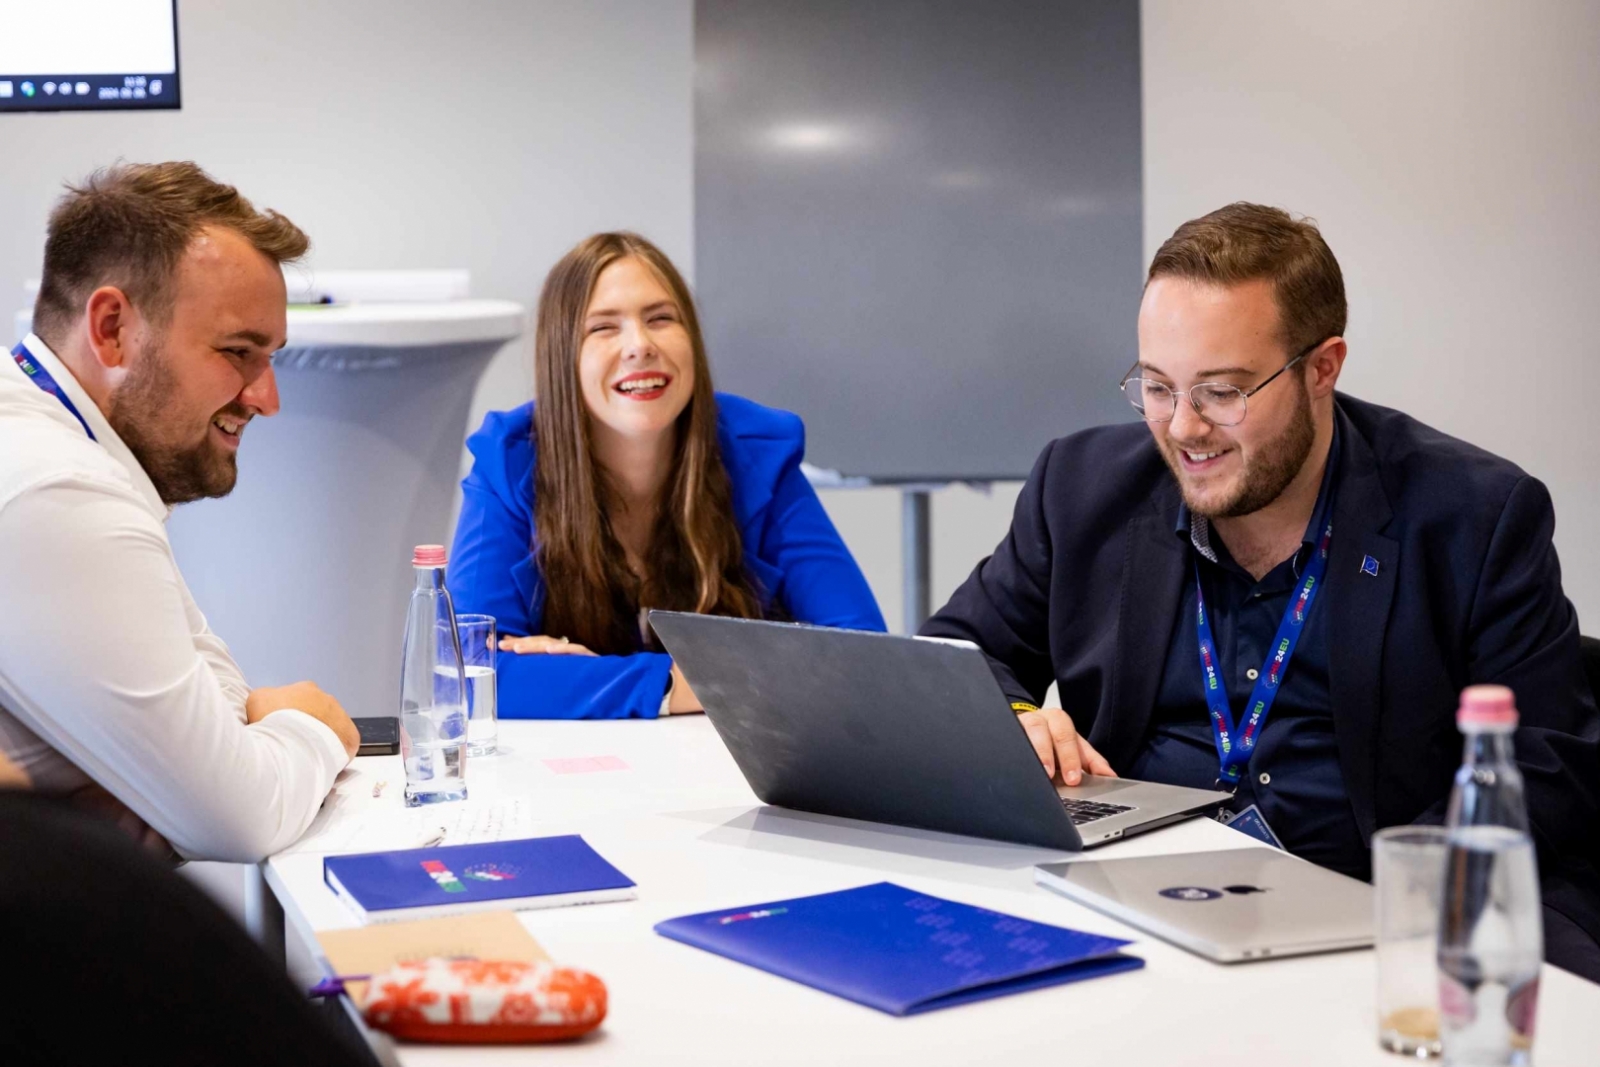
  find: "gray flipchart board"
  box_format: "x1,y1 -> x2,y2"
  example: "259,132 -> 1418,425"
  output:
694,0 -> 1144,482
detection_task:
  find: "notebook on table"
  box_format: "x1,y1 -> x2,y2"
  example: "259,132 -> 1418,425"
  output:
654,881 -> 1142,1016
323,834 -> 636,924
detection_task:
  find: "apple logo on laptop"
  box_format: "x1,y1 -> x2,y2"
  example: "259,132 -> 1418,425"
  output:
1159,886 -> 1223,901
1158,885 -> 1269,901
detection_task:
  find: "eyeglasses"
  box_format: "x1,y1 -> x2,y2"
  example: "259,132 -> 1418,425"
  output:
1119,339 -> 1325,427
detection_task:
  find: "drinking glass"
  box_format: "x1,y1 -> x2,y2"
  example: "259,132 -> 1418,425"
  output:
456,614 -> 498,756
1374,825 -> 1450,1058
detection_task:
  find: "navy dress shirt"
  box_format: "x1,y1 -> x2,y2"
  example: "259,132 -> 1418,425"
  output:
1124,428 -> 1370,880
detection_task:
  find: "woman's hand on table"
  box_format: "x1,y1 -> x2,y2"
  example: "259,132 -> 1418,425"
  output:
499,634 -> 599,656
666,662 -> 704,715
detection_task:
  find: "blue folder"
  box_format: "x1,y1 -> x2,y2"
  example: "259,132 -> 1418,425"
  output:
654,881 -> 1142,1015
323,834 -> 636,923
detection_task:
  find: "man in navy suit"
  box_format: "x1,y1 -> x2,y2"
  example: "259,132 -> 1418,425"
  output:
922,202 -> 1600,978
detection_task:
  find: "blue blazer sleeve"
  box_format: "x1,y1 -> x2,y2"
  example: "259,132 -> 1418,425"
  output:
449,406 -> 673,720
721,395 -> 887,633
493,651 -> 673,721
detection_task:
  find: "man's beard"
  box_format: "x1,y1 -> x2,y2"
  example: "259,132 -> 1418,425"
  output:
108,338 -> 242,506
1163,376 -> 1316,520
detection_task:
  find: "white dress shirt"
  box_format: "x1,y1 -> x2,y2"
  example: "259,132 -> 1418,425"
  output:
0,333 -> 349,861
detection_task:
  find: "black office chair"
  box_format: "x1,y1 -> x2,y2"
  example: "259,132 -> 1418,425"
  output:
1583,635 -> 1600,708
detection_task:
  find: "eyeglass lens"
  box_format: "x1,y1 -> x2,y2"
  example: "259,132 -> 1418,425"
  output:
1125,380 -> 1249,426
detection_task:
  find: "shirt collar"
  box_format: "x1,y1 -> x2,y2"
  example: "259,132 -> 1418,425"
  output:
1175,420 -> 1343,567
20,333 -> 169,520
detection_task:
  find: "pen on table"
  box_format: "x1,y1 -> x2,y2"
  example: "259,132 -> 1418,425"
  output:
418,827 -> 447,848
309,973 -> 370,998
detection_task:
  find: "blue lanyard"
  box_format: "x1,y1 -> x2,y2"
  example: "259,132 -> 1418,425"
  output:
1195,510 -> 1333,787
10,341 -> 96,442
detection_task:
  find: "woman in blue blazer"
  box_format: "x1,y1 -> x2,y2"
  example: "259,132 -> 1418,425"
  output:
449,232 -> 885,719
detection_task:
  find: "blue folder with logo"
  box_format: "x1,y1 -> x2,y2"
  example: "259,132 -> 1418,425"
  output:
654,881 -> 1142,1015
323,834 -> 636,923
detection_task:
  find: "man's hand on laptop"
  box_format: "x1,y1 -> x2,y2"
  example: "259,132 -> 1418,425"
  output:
246,681 -> 360,759
1017,708 -> 1116,786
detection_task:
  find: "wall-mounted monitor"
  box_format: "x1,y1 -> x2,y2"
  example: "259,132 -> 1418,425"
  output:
0,0 -> 179,113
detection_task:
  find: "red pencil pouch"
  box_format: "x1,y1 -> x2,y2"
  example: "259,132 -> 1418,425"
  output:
362,958 -> 607,1043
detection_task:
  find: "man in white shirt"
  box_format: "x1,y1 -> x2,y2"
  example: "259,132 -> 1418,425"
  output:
0,161 -> 358,862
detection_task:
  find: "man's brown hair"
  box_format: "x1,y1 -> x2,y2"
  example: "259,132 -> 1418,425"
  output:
1147,202 -> 1346,357
32,161 -> 309,343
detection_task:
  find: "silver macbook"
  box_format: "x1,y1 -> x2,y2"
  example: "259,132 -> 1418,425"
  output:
1035,848 -> 1374,962
649,612 -> 1231,851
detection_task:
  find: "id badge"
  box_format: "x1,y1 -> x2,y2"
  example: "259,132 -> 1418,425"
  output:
1218,804 -> 1285,849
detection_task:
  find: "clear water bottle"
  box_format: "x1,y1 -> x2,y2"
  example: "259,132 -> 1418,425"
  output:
399,544 -> 468,806
1437,685 -> 1542,1065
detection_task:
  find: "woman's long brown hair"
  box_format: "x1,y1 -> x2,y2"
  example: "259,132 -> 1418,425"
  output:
532,232 -> 764,654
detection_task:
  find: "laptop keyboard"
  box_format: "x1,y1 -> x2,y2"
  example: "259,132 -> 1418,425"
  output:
1061,797 -> 1135,826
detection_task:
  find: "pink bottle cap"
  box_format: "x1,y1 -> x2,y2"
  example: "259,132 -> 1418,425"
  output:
1457,684 -> 1518,729
412,544 -> 447,567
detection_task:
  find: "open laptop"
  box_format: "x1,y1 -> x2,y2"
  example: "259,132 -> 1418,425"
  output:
648,612 -> 1230,851
1035,849 -> 1374,962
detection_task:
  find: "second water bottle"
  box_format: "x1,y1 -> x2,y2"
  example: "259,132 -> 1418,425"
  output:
1437,685 -> 1542,1066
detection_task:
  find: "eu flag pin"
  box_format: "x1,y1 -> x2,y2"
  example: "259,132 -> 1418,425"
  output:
1361,555 -> 1380,577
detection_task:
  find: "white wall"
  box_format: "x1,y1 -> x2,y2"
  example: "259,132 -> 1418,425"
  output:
813,0 -> 1600,635
0,0 -> 1587,660
5,2 -> 1592,640
842,0 -> 1600,633
1143,0 -> 1600,626
0,0 -> 1020,635
1,0 -> 695,469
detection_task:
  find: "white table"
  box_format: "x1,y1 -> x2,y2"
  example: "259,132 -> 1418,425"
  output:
261,719 -> 1600,1065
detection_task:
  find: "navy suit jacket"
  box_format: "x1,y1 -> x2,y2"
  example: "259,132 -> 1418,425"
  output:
923,394 -> 1600,939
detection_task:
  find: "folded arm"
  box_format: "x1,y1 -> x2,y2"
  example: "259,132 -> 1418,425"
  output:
495,648 -> 675,720
452,463 -> 678,718
0,481 -> 349,862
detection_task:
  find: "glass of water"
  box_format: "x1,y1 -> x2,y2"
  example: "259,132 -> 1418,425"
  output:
1374,825 -> 1450,1058
456,614 -> 498,756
